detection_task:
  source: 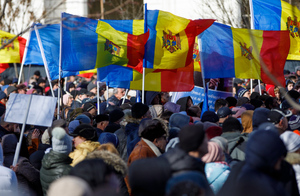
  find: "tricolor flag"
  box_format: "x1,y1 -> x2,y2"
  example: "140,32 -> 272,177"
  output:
251,0 -> 300,60
145,10 -> 214,70
0,30 -> 26,63
95,21 -> 149,73
200,22 -> 290,86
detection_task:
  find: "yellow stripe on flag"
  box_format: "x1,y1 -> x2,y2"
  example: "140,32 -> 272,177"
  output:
281,1 -> 300,60
0,31 -> 22,63
233,28 -> 263,79
132,20 -> 144,35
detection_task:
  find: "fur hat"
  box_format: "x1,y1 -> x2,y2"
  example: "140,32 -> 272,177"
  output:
109,109 -> 124,123
69,124 -> 98,141
280,131 -> 300,152
179,124 -> 206,153
52,127 -> 72,154
131,103 -> 149,119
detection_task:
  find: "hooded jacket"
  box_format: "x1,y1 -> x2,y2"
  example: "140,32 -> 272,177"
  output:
286,152 -> 300,194
40,150 -> 73,195
176,96 -> 192,112
29,143 -> 51,170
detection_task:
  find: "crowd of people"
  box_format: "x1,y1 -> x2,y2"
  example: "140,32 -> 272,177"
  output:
1,68 -> 300,196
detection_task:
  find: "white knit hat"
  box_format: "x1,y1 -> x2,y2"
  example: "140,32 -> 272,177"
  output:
280,131 -> 300,152
52,127 -> 72,154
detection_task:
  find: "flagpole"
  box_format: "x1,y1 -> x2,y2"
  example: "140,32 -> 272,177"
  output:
122,89 -> 128,105
34,25 -> 55,97
18,26 -> 32,85
106,83 -> 109,107
57,13 -> 63,120
97,81 -> 100,115
142,3 -> 147,104
198,37 -> 206,97
12,94 -> 33,166
249,0 -> 256,94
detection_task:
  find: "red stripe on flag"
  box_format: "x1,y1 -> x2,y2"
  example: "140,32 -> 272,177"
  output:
0,63 -> 10,74
18,37 -> 26,63
127,31 -> 149,73
260,31 -> 290,86
160,62 -> 194,91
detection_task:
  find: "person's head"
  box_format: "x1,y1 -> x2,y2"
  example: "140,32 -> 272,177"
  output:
280,131 -> 300,153
217,106 -> 233,119
179,124 -> 208,158
98,132 -> 119,148
16,84 -> 27,94
140,119 -> 167,153
70,124 -> 98,147
95,114 -> 109,130
83,102 -> 97,117
222,117 -> 243,133
252,107 -> 271,130
131,103 -> 150,119
265,97 -> 279,109
161,92 -> 170,104
237,87 -> 250,99
225,96 -> 237,108
267,108 -> 292,134
274,86 -> 281,99
113,88 -> 125,100
286,80 -> 295,91
33,70 -> 41,79
0,91 -> 7,104
109,109 -> 124,124
201,111 -> 219,124
88,83 -> 97,94
202,141 -> 225,163
38,78 -> 46,88
63,93 -> 74,107
214,98 -> 228,112
187,105 -> 201,117
51,127 -> 72,154
241,110 -> 254,134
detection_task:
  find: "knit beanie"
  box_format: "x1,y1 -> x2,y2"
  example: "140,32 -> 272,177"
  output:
131,103 -> 149,119
210,136 -> 229,153
289,115 -> 300,131
202,142 -> 224,163
52,127 -> 72,154
68,120 -> 81,134
179,124 -> 205,153
206,126 -> 222,139
201,111 -> 219,123
237,87 -> 248,98
280,131 -> 300,152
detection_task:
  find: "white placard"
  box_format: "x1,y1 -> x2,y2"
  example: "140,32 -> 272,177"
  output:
5,93 -> 57,127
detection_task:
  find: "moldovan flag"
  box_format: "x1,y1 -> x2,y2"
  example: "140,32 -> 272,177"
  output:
95,21 -> 149,73
103,62 -> 195,92
200,22 -> 290,86
145,10 -> 214,70
0,30 -> 26,63
251,0 -> 300,60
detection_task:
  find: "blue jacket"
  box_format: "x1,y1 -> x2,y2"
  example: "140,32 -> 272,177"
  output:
205,162 -> 230,194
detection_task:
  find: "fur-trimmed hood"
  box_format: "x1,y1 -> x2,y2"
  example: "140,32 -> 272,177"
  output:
86,150 -> 127,176
285,152 -> 300,165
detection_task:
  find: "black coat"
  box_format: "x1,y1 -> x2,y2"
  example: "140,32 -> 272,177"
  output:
40,150 -> 72,196
29,143 -> 51,170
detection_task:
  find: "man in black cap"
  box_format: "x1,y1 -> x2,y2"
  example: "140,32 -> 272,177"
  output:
267,108 -> 292,134
217,106 -> 234,127
83,102 -> 97,118
94,114 -> 109,138
126,102 -> 151,157
33,70 -> 41,81
104,109 -> 124,133
163,124 -> 214,195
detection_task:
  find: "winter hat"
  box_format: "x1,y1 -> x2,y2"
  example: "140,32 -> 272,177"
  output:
68,120 -> 81,134
0,90 -> 7,100
280,131 -> 300,152
252,108 -> 271,129
217,107 -> 234,118
83,102 -> 96,112
95,114 -> 109,123
6,86 -> 17,95
63,94 -> 71,105
237,87 -> 248,98
98,132 -> 119,148
169,113 -> 190,129
267,108 -> 292,124
232,106 -> 247,118
41,129 -> 51,145
34,70 -> 41,77
179,124 -> 206,153
52,127 -> 72,154
289,115 -> 300,131
164,102 -> 181,113
87,82 -> 97,92
206,126 -> 222,139
75,114 -> 91,124
201,111 -> 219,123
109,109 -> 124,123
131,102 -> 149,118
295,66 -> 300,72
47,176 -> 92,196
210,136 -> 229,153
236,97 -> 249,106
69,124 -> 98,141
202,142 -> 224,163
